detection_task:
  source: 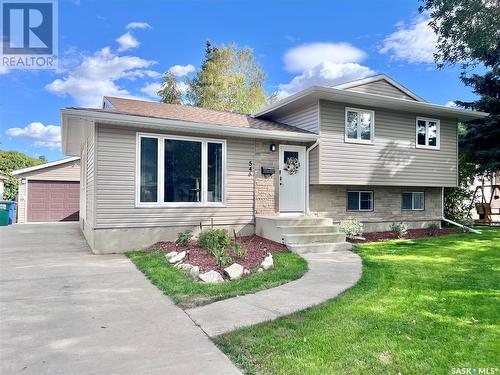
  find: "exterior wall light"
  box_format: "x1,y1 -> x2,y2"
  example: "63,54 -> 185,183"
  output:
270,144 -> 277,152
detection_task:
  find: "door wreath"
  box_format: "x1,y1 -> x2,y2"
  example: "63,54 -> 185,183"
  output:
284,157 -> 300,175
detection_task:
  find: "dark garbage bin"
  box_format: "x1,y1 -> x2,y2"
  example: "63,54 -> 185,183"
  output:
0,201 -> 15,226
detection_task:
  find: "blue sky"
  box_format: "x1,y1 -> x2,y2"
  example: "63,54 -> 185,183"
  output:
0,0 -> 475,161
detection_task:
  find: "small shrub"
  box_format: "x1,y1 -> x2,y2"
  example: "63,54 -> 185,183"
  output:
426,223 -> 439,236
212,247 -> 233,267
232,229 -> 247,259
340,219 -> 364,239
391,222 -> 408,239
175,230 -> 193,246
198,229 -> 231,255
232,243 -> 247,259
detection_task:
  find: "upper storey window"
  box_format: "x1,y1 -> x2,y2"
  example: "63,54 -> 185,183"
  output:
416,117 -> 440,149
345,107 -> 374,144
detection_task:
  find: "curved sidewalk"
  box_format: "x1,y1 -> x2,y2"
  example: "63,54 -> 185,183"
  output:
186,251 -> 362,337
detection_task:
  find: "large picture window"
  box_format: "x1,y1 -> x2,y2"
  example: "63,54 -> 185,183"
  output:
345,107 -> 374,143
137,134 -> 225,206
416,117 -> 440,149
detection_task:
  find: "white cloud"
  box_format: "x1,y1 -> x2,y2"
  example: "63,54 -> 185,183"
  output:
116,32 -> 140,52
141,80 -> 189,99
0,66 -> 9,75
140,82 -> 161,97
284,42 -> 367,73
445,101 -> 458,108
6,122 -> 61,149
168,64 -> 195,77
126,22 -> 151,30
45,47 -> 156,107
379,14 -> 437,63
277,62 -> 374,99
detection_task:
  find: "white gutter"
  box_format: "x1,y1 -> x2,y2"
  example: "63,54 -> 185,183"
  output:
61,109 -> 319,142
442,217 -> 481,234
305,139 -> 320,215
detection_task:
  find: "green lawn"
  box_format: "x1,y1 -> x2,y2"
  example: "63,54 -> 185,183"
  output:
127,251 -> 308,308
215,228 -> 500,375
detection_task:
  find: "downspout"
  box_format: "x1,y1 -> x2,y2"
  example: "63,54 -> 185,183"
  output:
305,139 -> 320,215
442,187 -> 481,234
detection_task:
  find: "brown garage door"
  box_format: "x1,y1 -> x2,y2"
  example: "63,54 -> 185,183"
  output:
27,181 -> 80,222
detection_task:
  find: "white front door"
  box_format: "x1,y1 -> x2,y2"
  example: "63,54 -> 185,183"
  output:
279,145 -> 306,213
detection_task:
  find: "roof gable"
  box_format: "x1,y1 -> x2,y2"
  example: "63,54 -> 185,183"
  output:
11,157 -> 80,176
334,74 -> 425,102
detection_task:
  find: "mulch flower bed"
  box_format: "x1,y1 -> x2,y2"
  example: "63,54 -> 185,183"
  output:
348,228 -> 461,243
149,235 -> 288,274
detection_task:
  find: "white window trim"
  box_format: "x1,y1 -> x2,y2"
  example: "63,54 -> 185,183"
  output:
402,191 -> 425,211
136,132 -> 227,208
345,107 -> 375,144
347,190 -> 374,212
415,117 -> 440,150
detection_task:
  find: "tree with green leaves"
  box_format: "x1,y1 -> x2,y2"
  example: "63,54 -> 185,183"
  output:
0,151 -> 45,200
157,71 -> 183,104
420,0 -> 500,220
187,41 -> 269,113
419,0 -> 499,175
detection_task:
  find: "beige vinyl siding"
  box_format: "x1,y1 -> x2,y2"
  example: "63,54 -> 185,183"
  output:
345,80 -> 417,101
94,123 -> 255,229
271,101 -> 319,133
309,146 -> 319,184
319,100 -> 458,187
80,125 -> 95,228
15,159 -> 80,223
18,160 -> 80,181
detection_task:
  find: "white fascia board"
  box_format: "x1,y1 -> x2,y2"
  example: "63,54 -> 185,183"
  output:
61,109 -> 319,142
254,86 -> 488,121
12,156 -> 80,176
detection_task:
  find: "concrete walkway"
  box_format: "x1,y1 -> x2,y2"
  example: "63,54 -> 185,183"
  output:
186,251 -> 362,337
0,223 -> 241,375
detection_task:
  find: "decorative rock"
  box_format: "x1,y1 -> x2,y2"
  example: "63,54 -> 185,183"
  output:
190,266 -> 200,279
243,269 -> 250,275
165,251 -> 178,260
257,267 -> 263,273
223,263 -> 244,281
199,270 -> 224,283
169,251 -> 186,264
178,263 -> 193,271
261,254 -> 274,270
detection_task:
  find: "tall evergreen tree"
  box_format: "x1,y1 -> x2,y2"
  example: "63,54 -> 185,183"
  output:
157,71 -> 183,105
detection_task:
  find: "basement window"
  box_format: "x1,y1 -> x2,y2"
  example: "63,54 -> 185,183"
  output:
402,192 -> 425,211
347,191 -> 373,211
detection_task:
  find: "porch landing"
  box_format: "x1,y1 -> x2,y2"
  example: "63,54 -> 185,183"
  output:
256,215 -> 352,254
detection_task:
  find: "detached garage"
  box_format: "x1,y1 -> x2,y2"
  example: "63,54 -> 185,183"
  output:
12,157 -> 80,223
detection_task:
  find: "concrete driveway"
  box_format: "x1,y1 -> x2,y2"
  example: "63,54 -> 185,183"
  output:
0,223 -> 240,375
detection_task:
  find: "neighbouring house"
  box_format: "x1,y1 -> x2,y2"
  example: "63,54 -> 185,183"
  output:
61,74 -> 487,253
12,158 -> 80,223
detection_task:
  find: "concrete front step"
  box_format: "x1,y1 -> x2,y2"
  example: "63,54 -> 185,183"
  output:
288,241 -> 353,254
283,232 -> 346,245
278,225 -> 340,235
270,217 -> 333,227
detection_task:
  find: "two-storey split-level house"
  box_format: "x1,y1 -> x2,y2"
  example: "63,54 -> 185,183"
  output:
61,74 -> 487,253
